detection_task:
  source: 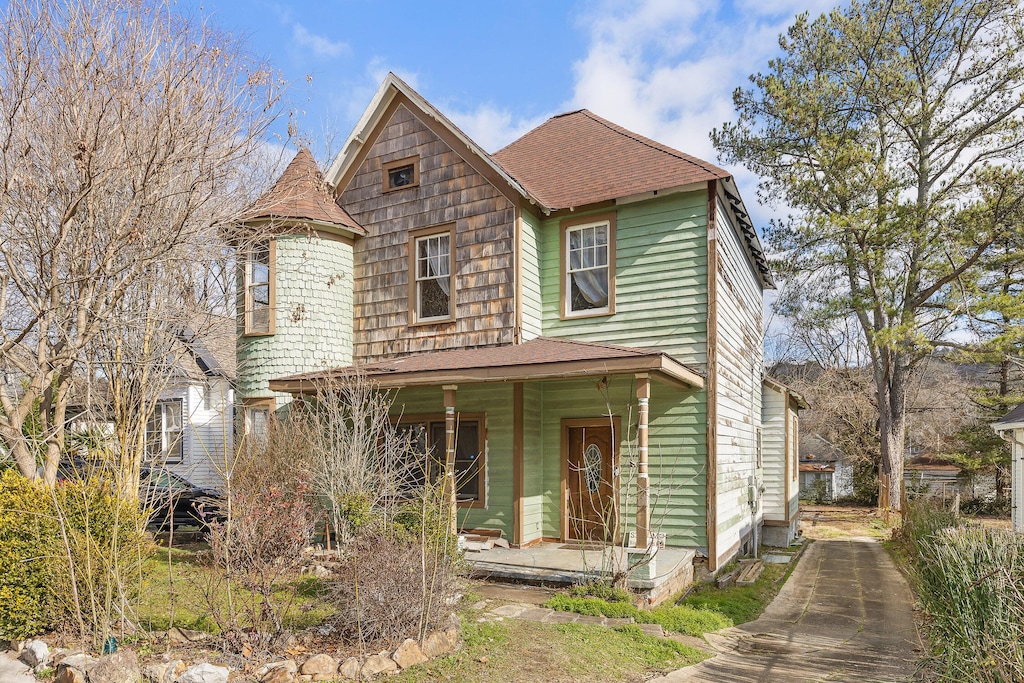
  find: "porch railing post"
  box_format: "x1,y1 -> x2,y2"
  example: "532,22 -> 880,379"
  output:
443,385 -> 458,536
636,373 -> 651,550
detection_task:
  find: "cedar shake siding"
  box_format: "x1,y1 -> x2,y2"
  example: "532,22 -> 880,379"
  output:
339,104 -> 517,363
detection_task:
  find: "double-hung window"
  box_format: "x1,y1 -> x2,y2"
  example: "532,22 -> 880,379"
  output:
146,399 -> 183,463
396,414 -> 485,507
410,226 -> 454,323
244,241 -> 274,335
562,214 -> 615,317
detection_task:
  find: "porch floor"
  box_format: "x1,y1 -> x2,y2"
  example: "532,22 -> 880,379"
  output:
465,543 -> 698,598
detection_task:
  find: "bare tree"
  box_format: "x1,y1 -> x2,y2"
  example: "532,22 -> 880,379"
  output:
0,0 -> 282,484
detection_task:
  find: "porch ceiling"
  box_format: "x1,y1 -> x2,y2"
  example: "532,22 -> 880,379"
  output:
269,337 -> 704,393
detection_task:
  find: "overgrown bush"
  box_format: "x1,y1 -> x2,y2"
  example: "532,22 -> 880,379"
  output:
199,420 -> 316,645
330,526 -> 460,646
545,593 -> 732,637
897,500 -> 1024,681
959,496 -> 1011,517
0,470 -> 151,641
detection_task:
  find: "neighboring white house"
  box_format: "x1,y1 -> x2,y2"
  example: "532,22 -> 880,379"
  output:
993,404 -> 1024,531
761,377 -> 806,547
146,332 -> 234,490
798,434 -> 854,501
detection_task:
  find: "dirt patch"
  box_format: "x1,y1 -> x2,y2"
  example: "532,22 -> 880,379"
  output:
799,505 -> 893,540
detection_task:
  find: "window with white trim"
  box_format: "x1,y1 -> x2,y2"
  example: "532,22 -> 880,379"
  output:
146,399 -> 183,463
564,218 -> 613,316
412,229 -> 453,322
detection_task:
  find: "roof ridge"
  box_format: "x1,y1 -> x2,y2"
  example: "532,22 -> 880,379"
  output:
542,336 -> 654,356
579,110 -> 728,179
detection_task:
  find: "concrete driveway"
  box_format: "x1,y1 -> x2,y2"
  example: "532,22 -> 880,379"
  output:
654,538 -> 924,683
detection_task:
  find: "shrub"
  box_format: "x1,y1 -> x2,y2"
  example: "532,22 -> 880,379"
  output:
0,470 -> 151,640
330,528 -> 459,646
959,496 -> 1011,517
898,500 -> 1024,681
569,582 -> 634,604
200,421 -> 316,644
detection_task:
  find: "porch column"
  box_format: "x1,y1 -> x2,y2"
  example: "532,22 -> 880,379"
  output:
443,384 -> 458,535
636,373 -> 651,550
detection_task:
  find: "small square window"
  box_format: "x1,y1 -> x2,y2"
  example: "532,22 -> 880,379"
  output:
382,156 -> 420,193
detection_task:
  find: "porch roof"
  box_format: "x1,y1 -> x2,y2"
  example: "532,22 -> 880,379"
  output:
268,337 -> 704,393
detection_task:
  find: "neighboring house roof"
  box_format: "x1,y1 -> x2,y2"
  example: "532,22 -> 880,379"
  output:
799,434 -> 846,464
763,375 -> 809,409
492,109 -> 729,210
175,316 -> 236,382
994,402 -> 1024,429
905,454 -> 962,472
269,337 -> 704,392
240,148 -> 365,236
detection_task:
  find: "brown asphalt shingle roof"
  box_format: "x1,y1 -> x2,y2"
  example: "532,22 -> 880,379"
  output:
491,110 -> 730,210
270,337 -> 703,389
240,148 -> 365,234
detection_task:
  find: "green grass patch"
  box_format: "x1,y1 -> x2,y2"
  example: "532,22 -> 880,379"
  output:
544,594 -> 732,637
679,561 -> 791,624
394,617 -> 706,683
135,545 -> 335,633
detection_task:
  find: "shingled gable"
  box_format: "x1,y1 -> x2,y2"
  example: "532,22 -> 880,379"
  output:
239,147 -> 365,236
324,72 -> 541,209
268,336 -> 704,392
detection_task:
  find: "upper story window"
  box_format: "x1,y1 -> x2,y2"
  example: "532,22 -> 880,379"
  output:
383,156 -> 420,193
562,213 -> 616,318
146,399 -> 183,464
409,225 -> 455,324
244,240 -> 274,335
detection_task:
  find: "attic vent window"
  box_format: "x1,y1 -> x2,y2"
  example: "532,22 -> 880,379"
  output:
383,156 -> 420,193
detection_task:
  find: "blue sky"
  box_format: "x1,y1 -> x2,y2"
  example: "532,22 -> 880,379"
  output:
197,0 -> 837,227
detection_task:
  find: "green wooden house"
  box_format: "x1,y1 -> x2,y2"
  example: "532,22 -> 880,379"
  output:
236,73 -> 792,579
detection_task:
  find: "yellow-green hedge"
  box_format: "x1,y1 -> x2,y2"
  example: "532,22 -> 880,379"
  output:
0,470 -> 152,639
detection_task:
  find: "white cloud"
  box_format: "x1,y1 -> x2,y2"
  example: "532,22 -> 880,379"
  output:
569,0 -> 838,228
447,104 -> 552,153
291,23 -> 349,59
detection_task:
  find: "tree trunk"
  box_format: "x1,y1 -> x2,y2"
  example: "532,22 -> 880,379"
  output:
875,353 -> 908,511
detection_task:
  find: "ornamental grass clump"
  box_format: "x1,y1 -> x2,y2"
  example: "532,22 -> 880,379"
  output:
898,500 -> 1024,681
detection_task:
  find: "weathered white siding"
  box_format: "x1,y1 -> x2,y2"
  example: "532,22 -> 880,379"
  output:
713,198 -> 764,566
761,384 -> 787,520
1014,433 -> 1023,530
163,378 -> 232,490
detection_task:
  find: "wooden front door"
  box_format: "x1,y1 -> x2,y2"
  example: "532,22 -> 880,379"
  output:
565,423 -> 616,541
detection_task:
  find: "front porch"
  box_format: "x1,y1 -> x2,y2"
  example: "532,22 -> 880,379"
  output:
463,542 -> 698,606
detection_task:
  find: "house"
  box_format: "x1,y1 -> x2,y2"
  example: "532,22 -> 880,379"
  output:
798,434 -> 854,502
761,377 -> 806,545
993,404 -> 1024,530
145,330 -> 234,490
235,73 -> 787,579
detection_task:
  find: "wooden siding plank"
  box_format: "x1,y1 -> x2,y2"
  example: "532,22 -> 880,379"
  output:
339,104 -> 517,363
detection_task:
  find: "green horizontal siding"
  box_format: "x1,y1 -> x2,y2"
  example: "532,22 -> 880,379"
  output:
520,211 -> 543,340
538,192 -> 709,370
392,384 -> 515,537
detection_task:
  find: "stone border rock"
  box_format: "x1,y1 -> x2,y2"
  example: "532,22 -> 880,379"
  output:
8,618 -> 461,683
